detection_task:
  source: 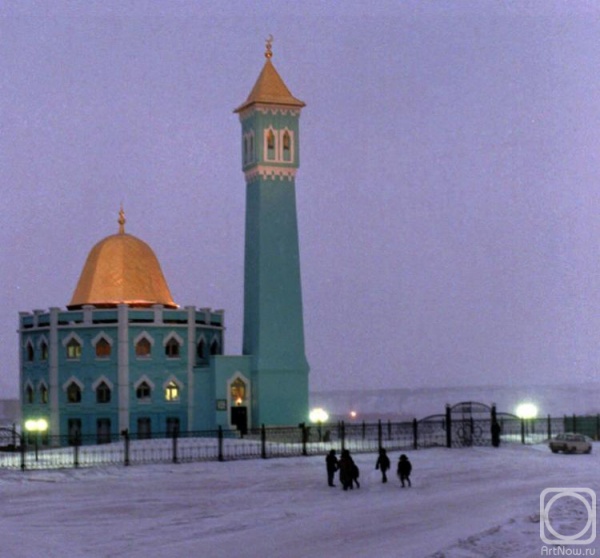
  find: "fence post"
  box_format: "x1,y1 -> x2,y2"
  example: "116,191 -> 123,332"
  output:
74,435 -> 80,468
547,415 -> 552,440
445,405 -> 452,448
172,426 -> 179,464
301,423 -> 308,457
412,418 -> 418,450
377,420 -> 382,451
218,426 -> 224,462
520,418 -> 525,444
20,431 -> 26,471
122,429 -> 130,466
387,420 -> 392,441
362,421 -> 366,440
341,421 -> 346,452
261,424 -> 267,459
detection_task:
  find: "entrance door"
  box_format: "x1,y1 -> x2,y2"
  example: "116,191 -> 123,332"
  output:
231,406 -> 248,435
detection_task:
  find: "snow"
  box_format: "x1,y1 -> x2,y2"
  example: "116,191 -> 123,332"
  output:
1,442 -> 599,557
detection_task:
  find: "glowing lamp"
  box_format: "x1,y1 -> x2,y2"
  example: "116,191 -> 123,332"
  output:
25,418 -> 48,432
309,408 -> 329,423
515,403 -> 538,419
350,411 -> 357,419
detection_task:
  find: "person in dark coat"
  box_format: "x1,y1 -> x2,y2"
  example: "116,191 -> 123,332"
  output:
352,460 -> 360,489
491,421 -> 501,448
375,447 -> 391,483
338,449 -> 357,491
397,454 -> 412,487
325,449 -> 338,487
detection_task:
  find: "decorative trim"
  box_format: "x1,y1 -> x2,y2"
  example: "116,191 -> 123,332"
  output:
133,331 -> 154,346
36,335 -> 48,349
62,376 -> 84,392
163,331 -> 184,347
256,106 -> 301,117
245,166 -> 296,182
62,332 -> 83,348
163,375 -> 183,390
237,105 -> 301,121
92,375 -> 114,391
92,331 -> 114,347
134,374 -> 155,391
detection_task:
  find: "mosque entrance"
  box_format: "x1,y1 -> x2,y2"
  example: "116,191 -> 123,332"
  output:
229,376 -> 249,435
231,406 -> 248,435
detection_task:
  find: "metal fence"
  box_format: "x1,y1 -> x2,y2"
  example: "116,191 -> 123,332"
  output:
1,411 -> 594,471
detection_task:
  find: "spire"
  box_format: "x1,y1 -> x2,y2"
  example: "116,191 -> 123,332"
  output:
118,205 -> 126,234
234,37 -> 305,113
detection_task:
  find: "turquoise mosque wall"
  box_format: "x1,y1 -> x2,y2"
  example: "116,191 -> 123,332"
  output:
19,50 -> 311,441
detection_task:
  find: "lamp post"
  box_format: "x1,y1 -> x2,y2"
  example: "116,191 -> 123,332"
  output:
516,403 -> 538,444
25,418 -> 48,461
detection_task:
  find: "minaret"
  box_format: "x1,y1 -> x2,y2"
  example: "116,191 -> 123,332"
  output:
234,37 -> 309,425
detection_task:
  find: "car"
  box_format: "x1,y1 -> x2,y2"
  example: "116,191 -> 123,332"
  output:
548,433 -> 592,454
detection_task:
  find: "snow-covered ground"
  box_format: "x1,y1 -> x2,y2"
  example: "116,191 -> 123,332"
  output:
1,442 -> 598,557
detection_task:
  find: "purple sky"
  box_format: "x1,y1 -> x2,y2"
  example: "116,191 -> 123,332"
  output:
2,1 -> 600,398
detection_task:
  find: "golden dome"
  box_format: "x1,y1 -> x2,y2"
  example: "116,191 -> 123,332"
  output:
68,210 -> 177,309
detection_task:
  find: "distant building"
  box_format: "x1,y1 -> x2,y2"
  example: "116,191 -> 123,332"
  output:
19,42 -> 310,443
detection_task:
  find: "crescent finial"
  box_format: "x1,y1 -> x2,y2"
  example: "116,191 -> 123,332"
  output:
265,34 -> 273,59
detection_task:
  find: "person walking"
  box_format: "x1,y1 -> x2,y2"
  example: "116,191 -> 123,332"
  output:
397,454 -> 412,487
325,449 -> 338,487
375,447 -> 391,483
338,449 -> 357,491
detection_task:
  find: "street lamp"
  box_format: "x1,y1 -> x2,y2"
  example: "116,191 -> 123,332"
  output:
515,403 -> 538,419
25,418 -> 48,461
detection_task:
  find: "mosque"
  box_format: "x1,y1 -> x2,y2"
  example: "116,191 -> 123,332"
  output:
18,41 -> 310,443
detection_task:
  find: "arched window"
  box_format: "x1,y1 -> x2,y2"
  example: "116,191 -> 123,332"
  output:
266,128 -> 276,161
95,337 -> 111,358
230,378 -> 246,406
67,382 -> 82,403
136,382 -> 151,401
135,337 -> 151,358
96,381 -> 111,404
165,337 -> 180,358
40,384 -> 48,404
165,381 -> 180,402
210,338 -> 221,356
25,384 -> 34,404
66,338 -> 82,360
282,130 -> 292,162
40,341 -> 48,361
26,343 -> 34,362
197,339 -> 206,360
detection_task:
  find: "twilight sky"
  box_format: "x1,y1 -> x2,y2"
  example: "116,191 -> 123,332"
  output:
2,1 -> 600,399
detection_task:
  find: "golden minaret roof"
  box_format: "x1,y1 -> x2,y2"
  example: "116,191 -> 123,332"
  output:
68,208 -> 177,309
234,36 -> 305,113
